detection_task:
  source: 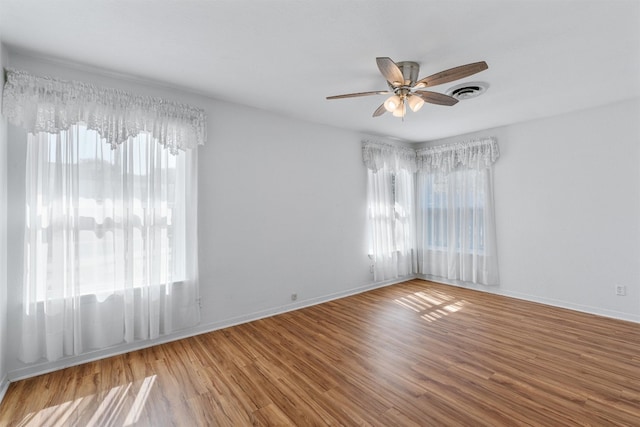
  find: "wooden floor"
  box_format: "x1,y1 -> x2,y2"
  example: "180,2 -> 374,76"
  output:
1,279 -> 639,426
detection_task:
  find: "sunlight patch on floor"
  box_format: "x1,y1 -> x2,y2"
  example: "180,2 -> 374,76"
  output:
394,290 -> 467,322
17,375 -> 157,427
16,397 -> 83,427
124,375 -> 156,426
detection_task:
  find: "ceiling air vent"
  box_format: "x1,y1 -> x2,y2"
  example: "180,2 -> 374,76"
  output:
446,81 -> 489,100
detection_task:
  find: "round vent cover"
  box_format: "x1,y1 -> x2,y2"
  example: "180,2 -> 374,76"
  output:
446,81 -> 489,100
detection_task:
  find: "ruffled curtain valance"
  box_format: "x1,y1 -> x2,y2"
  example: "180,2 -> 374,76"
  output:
416,137 -> 499,173
363,137 -> 499,173
2,68 -> 206,153
362,139 -> 417,173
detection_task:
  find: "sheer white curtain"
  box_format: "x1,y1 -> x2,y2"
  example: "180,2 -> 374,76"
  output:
363,141 -> 416,281
416,138 -> 500,285
3,69 -> 204,363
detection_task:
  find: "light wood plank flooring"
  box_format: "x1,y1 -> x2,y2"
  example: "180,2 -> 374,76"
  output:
1,279 -> 639,426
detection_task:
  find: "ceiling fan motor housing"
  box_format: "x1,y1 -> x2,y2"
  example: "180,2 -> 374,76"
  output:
395,61 -> 421,86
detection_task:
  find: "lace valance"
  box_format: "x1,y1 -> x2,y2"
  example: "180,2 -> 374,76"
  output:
362,140 -> 417,173
416,137 -> 499,172
2,68 -> 206,152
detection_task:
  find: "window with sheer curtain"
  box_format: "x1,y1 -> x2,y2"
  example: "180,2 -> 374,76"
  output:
363,141 -> 416,282
415,138 -> 500,285
3,69 -> 205,363
362,138 -> 500,286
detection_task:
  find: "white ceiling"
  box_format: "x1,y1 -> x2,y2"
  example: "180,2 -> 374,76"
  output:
1,0 -> 639,142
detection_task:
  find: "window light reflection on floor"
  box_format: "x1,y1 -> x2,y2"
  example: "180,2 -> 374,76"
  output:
394,290 -> 467,322
17,375 -> 157,427
123,375 -> 156,426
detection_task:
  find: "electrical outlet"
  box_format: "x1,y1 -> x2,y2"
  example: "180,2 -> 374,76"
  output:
615,285 -> 626,296
291,293 -> 298,301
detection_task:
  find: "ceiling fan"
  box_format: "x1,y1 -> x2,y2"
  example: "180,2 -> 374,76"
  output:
326,57 -> 488,118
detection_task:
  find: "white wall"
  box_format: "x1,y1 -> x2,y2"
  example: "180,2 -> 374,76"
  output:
5,51 -> 378,378
421,98 -> 640,322
0,41 -> 10,401
198,100 -> 373,328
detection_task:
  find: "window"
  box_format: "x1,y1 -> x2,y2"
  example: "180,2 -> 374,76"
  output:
29,125 -> 187,301
21,124 -> 199,362
363,141 -> 417,282
415,139 -> 500,285
5,68 -> 204,364
420,169 -> 487,254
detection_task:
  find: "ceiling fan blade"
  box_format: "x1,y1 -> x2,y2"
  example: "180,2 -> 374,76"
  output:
372,103 -> 387,117
414,90 -> 459,106
415,61 -> 488,88
376,57 -> 405,87
326,90 -> 389,100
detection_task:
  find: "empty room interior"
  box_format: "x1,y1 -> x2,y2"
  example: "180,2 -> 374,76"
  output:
0,0 -> 639,425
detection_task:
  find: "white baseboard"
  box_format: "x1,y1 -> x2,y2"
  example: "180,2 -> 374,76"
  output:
417,274 -> 640,324
190,275 -> 414,337
8,276 -> 413,382
499,290 -> 640,324
0,374 -> 9,405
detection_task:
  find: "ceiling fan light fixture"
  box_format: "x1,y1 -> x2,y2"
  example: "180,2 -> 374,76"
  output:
384,95 -> 401,112
392,102 -> 406,117
408,95 -> 425,112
